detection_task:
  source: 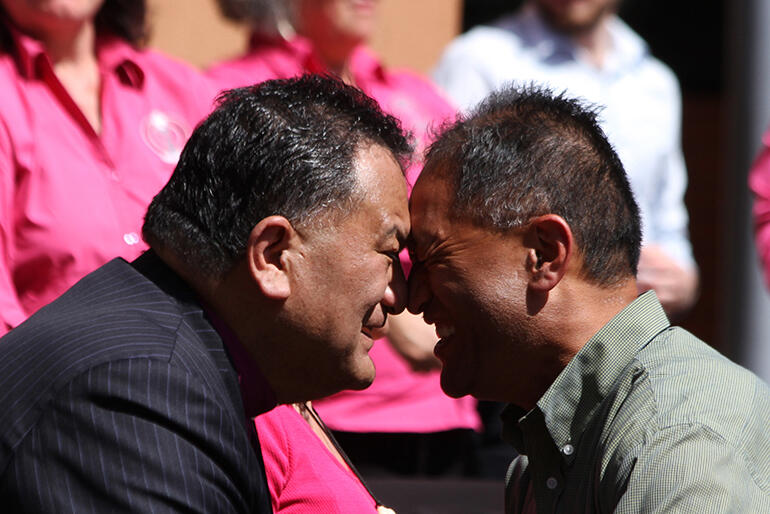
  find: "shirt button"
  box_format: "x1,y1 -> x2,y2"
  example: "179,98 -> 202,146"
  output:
110,171 -> 120,181
562,444 -> 575,456
546,477 -> 558,490
123,232 -> 140,245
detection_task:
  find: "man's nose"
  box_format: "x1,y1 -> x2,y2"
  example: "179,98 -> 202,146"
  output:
382,259 -> 407,314
406,263 -> 430,315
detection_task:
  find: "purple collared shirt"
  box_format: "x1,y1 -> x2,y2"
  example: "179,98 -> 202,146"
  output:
204,306 -> 277,418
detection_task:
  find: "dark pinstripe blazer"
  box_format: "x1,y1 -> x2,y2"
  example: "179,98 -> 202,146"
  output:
0,252 -> 273,513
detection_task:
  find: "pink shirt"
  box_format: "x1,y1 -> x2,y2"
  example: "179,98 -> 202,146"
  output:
0,31 -> 216,333
255,405 -> 379,513
750,129 -> 770,288
209,36 -> 480,433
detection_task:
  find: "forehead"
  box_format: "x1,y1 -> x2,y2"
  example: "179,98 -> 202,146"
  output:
348,143 -> 410,237
409,170 -> 455,250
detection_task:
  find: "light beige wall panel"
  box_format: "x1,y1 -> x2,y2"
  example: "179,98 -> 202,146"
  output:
369,0 -> 462,73
147,0 -> 462,74
147,0 -> 248,68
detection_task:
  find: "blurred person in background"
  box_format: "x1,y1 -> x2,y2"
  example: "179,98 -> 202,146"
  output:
209,0 -> 481,480
434,0 -> 699,319
0,0 -> 216,335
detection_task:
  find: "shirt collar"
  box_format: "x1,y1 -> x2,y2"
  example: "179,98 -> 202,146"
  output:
502,290 -> 669,457
7,23 -> 46,79
7,22 -> 144,87
203,306 -> 278,419
504,3 -> 649,73
249,33 -> 325,74
95,34 -> 144,87
248,32 -> 387,84
349,44 -> 387,84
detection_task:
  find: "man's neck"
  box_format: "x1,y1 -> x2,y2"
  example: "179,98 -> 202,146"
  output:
516,277 -> 638,410
572,15 -> 613,69
315,47 -> 356,85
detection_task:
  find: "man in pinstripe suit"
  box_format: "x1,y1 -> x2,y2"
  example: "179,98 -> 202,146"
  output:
0,75 -> 412,512
407,85 -> 770,512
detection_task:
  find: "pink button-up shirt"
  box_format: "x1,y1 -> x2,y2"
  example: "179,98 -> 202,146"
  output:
209,36 -> 480,433
0,30 -> 216,333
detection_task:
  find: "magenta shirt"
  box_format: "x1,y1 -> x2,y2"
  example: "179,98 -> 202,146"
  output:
0,30 -> 216,333
255,405 -> 379,513
209,36 -> 480,433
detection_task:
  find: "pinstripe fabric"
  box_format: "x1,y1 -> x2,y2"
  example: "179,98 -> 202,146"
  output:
502,291 -> 770,513
0,252 -> 272,513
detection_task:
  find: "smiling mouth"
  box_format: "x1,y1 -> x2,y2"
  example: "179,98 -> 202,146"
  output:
432,323 -> 456,360
359,328 -> 376,351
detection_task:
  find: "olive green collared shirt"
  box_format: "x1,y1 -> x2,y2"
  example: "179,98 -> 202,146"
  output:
502,291 -> 770,513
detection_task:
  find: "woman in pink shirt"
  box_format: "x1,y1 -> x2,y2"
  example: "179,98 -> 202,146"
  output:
209,0 -> 480,480
0,0 -> 215,334
256,403 -> 396,513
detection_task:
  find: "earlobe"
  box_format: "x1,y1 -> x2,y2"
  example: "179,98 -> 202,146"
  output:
525,215 -> 573,292
246,216 -> 296,300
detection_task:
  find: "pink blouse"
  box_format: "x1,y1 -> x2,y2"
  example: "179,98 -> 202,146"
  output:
255,405 -> 379,513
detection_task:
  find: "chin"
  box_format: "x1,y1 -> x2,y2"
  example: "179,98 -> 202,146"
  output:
344,359 -> 376,391
439,374 -> 472,399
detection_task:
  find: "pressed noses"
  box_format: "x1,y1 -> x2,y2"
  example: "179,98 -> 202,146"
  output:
381,259 -> 407,314
406,263 -> 430,315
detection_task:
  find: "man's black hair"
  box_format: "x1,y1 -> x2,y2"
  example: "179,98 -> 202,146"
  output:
143,74 -> 412,277
424,84 -> 641,286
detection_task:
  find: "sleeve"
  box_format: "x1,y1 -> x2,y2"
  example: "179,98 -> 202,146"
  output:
646,78 -> 695,270
0,117 -> 27,335
749,129 -> 770,289
432,38 -> 497,113
614,424 -> 763,513
2,359 -> 262,513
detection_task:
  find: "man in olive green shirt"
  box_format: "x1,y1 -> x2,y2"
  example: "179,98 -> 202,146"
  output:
407,83 -> 770,512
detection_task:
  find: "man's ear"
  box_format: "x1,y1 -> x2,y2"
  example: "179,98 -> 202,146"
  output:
246,216 -> 297,300
524,214 -> 573,292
